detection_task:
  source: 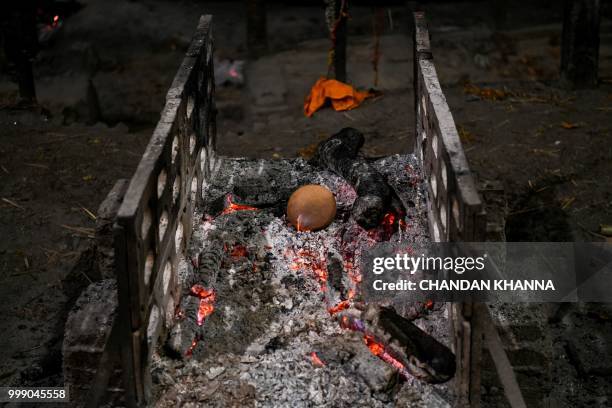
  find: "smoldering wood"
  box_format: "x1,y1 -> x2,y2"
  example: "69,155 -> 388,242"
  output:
202,159 -> 315,217
310,127 -> 394,229
363,305 -> 456,384
326,251 -> 346,298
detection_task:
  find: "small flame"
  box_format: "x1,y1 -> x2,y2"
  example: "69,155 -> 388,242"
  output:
221,194 -> 259,215
309,352 -> 326,367
424,299 -> 434,310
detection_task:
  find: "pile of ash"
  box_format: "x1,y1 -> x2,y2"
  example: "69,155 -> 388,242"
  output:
151,154 -> 455,407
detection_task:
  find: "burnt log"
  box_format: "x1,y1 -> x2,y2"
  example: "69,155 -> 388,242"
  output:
310,127 -> 393,229
362,305 -> 456,384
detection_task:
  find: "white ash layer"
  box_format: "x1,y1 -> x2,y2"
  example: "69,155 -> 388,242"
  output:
153,155 -> 453,407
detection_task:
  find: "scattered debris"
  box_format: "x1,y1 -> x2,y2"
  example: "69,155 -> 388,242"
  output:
600,224 -> 612,237
561,121 -> 579,129
1,197 -> 25,210
463,82 -> 509,101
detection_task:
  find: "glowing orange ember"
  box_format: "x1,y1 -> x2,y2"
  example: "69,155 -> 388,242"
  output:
348,268 -> 362,284
328,300 -> 350,315
185,336 -> 200,357
229,244 -> 248,259
174,306 -> 186,320
309,352 -> 326,367
424,299 -> 434,310
364,335 -> 408,374
364,335 -> 384,356
383,212 -> 396,226
347,288 -> 356,300
221,195 -> 259,215
289,249 -> 328,289
197,302 -> 214,326
190,285 -> 216,326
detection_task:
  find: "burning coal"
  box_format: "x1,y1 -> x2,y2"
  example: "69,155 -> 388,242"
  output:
189,284 -> 215,326
221,194 -> 259,215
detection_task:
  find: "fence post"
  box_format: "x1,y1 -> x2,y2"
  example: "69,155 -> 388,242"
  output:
560,0 -> 600,88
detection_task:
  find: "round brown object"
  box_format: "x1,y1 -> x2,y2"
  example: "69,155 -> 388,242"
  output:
287,184 -> 337,231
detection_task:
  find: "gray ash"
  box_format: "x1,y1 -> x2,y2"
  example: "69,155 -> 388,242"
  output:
153,155 -> 454,407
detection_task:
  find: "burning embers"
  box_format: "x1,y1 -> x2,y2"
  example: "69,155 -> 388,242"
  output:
364,335 -> 412,379
288,248 -> 328,290
189,285 -> 215,326
309,352 -> 326,367
179,285 -> 216,357
282,208 -> 451,384
220,194 -> 259,215
157,151 -> 450,405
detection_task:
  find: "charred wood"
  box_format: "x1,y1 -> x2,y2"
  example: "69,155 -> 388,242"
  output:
310,127 -> 394,229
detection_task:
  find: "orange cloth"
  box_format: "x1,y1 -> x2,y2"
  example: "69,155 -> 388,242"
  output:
304,78 -> 373,117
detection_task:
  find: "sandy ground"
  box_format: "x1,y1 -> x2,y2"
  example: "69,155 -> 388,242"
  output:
0,0 -> 611,405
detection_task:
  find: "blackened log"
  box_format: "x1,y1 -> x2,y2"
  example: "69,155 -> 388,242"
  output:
310,127 -> 392,229
560,0 -> 600,88
326,251 -> 346,297
363,305 -> 456,383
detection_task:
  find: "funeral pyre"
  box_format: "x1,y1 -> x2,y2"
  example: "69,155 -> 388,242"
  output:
152,129 -> 457,407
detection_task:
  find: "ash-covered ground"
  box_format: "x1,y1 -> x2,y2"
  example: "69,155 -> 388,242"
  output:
151,155 -> 455,407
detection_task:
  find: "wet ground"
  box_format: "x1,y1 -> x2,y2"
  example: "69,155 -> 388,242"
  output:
1,0 -> 611,405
